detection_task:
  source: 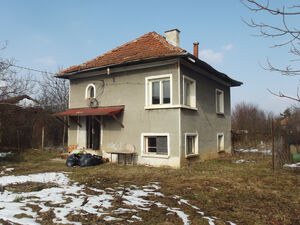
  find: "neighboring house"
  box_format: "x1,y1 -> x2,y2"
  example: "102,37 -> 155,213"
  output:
0,95 -> 41,148
54,29 -> 242,168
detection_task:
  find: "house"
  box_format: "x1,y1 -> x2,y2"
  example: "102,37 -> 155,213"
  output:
54,29 -> 242,168
0,95 -> 41,149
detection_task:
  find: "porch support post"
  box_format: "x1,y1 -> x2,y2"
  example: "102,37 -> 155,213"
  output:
70,116 -> 82,127
111,114 -> 124,128
55,116 -> 70,128
93,116 -> 102,125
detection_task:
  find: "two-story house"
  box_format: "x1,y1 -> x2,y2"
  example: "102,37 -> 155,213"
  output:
54,29 -> 242,168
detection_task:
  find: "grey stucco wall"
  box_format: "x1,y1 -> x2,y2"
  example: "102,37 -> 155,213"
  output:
180,65 -> 231,162
68,63 -> 181,167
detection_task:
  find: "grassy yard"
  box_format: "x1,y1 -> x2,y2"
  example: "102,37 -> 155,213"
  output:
0,149 -> 299,225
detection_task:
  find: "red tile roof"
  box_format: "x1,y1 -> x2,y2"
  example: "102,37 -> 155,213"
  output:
57,32 -> 186,75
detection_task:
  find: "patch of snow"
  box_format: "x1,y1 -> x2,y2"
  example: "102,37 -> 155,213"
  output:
0,172 -> 69,186
17,98 -> 37,108
203,216 -> 215,225
283,162 -> 300,168
209,186 -> 219,190
1,167 -> 14,175
227,221 -> 237,225
0,172 -> 237,225
131,215 -> 143,221
0,152 -> 13,158
236,149 -> 272,155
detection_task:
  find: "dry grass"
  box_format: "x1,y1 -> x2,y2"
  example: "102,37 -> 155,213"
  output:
0,149 -> 299,225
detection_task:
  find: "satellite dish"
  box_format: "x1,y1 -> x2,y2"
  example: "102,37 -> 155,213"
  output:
88,98 -> 99,108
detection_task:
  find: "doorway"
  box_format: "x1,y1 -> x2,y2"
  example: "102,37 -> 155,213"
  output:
86,116 -> 101,150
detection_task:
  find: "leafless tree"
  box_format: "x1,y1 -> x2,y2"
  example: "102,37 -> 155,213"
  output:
37,70 -> 69,146
38,70 -> 69,113
0,42 -> 34,101
241,0 -> 300,101
232,102 -> 274,148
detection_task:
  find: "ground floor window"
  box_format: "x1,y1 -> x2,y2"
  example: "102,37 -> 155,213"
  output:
185,133 -> 198,155
217,133 -> 224,151
142,133 -> 169,155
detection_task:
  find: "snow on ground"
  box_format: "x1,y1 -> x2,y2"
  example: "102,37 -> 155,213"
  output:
283,162 -> 300,168
0,172 -> 237,225
1,167 -> 14,175
235,149 -> 272,155
0,152 -> 13,158
233,159 -> 255,164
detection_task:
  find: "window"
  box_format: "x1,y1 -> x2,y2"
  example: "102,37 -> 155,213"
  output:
146,75 -> 172,107
185,133 -> 198,155
85,84 -> 96,99
183,76 -> 196,107
142,133 -> 169,156
217,133 -> 224,152
216,89 -> 224,114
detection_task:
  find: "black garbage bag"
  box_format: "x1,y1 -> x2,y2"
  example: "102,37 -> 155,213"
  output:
66,154 -> 81,167
78,153 -> 103,167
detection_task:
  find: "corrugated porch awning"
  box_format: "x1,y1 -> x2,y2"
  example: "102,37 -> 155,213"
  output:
52,106 -> 124,117
52,106 -> 124,128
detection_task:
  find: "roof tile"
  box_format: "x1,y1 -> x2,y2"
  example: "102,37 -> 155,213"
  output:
58,32 -> 186,75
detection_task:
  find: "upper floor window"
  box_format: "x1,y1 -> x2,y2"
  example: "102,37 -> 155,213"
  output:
216,89 -> 224,114
86,84 -> 96,99
146,74 -> 172,107
183,76 -> 196,107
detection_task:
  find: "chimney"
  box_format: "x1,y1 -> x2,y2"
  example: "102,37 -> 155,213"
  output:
193,42 -> 199,58
165,29 -> 180,47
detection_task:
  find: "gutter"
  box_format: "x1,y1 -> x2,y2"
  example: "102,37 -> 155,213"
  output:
57,52 -> 242,87
56,53 -> 188,79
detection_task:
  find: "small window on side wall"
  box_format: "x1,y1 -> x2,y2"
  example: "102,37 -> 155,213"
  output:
216,89 -> 224,114
183,76 -> 196,107
86,84 -> 96,99
217,133 -> 224,152
142,134 -> 169,156
185,133 -> 198,155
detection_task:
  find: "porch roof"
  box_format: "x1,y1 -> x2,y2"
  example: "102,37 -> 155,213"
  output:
52,106 -> 124,117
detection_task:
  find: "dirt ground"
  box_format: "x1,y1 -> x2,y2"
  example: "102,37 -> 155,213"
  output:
0,149 -> 299,225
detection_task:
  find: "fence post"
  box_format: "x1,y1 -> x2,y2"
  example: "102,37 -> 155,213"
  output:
41,127 -> 45,151
272,120 -> 275,171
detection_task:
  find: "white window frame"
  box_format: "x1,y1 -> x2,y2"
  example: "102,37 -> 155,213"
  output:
183,75 -> 196,108
85,84 -> 96,99
217,133 -> 225,152
145,74 -> 172,108
216,89 -> 224,114
185,133 -> 198,156
141,133 -> 170,158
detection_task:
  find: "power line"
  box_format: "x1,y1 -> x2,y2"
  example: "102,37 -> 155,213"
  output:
1,62 -> 55,74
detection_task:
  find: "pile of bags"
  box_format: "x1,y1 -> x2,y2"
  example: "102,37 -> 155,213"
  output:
66,153 -> 103,167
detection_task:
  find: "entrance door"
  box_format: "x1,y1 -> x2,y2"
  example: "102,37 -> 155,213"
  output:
86,116 -> 101,150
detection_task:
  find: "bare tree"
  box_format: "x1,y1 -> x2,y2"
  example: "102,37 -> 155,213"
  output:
38,70 -> 69,146
38,70 -> 69,113
241,0 -> 300,101
0,42 -> 34,101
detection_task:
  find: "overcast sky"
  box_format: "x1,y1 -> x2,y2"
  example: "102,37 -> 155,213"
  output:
1,0 -> 299,114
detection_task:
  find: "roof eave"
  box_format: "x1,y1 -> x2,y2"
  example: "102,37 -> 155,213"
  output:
56,53 -> 188,78
185,53 -> 243,87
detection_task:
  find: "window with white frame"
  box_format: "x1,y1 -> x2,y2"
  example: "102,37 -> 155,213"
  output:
142,134 -> 169,155
86,84 -> 96,99
217,133 -> 224,151
185,133 -> 198,155
183,76 -> 196,107
146,75 -> 171,106
216,89 -> 224,114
